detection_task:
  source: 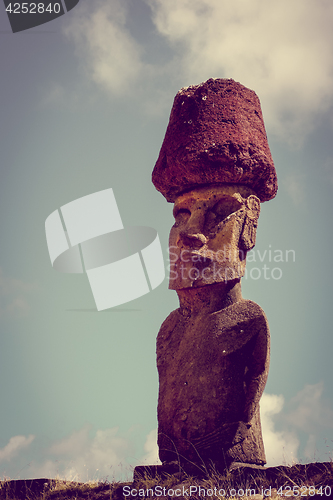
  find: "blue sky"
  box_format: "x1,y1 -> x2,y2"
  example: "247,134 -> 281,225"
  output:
1,0 -> 333,482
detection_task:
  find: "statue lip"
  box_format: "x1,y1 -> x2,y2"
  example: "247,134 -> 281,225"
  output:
174,248 -> 214,264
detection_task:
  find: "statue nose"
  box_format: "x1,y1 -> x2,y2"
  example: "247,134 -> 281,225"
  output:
176,211 -> 207,248
179,231 -> 208,249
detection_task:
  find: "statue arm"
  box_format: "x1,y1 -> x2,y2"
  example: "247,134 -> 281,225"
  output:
243,315 -> 270,424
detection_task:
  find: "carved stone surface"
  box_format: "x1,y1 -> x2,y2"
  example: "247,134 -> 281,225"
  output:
157,287 -> 270,470
168,184 -> 260,290
152,78 -> 277,473
152,78 -> 277,203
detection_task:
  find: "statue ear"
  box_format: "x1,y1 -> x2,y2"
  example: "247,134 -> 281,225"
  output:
239,195 -> 261,251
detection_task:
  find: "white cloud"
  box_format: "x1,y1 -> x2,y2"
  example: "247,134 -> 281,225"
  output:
261,383 -> 333,464
2,385 -> 333,480
148,0 -> 333,142
36,424 -> 134,481
63,0 -> 333,142
139,428 -> 161,466
24,425 -> 158,482
285,382 -> 333,434
260,393 -> 299,466
48,425 -> 91,457
0,435 -> 35,462
0,426 -> 159,482
64,0 -> 145,95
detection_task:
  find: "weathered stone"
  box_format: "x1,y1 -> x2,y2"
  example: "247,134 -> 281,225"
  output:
168,184 -> 260,290
152,78 -> 277,203
157,284 -> 269,471
151,78 -> 276,474
133,461 -> 333,488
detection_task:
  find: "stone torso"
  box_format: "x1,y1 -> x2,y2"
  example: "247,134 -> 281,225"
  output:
157,299 -> 269,468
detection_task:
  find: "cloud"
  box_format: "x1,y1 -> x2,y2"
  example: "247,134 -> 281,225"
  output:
0,268 -> 37,317
284,382 -> 333,434
0,435 -> 35,462
31,426 -> 161,481
148,0 -> 333,142
2,385 -> 332,480
23,425 -> 159,482
64,0 -> 146,96
48,425 -> 91,457
63,0 -> 333,141
260,393 -> 299,466
33,424 -> 135,481
139,429 -> 161,466
261,383 -> 333,464
0,426 -> 158,481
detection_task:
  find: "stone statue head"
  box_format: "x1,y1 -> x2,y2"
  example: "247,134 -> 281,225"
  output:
169,183 -> 260,289
152,78 -> 277,290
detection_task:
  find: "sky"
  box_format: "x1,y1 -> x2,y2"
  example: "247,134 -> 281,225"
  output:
0,0 -> 333,482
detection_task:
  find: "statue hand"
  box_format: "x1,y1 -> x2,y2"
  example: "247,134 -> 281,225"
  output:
192,421 -> 251,450
232,421 -> 251,446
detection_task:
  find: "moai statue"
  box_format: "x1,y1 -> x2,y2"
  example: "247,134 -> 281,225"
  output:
152,79 -> 278,473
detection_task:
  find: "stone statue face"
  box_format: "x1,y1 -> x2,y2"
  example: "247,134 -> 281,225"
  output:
169,184 -> 260,290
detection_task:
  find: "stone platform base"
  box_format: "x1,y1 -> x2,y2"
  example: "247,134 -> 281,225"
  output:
133,461 -> 333,489
133,463 -> 194,483
133,461 -> 267,483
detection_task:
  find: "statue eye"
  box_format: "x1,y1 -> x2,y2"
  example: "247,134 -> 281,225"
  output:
205,198 -> 243,233
213,199 -> 243,221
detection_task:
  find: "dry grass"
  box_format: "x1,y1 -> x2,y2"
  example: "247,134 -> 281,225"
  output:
0,478 -> 123,500
0,461 -> 332,499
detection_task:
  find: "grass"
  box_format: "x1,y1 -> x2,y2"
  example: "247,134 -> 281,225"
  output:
0,478 -> 123,500
0,461 -> 332,499
132,461 -> 333,499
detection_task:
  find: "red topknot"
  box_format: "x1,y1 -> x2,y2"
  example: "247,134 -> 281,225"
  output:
152,78 -> 277,202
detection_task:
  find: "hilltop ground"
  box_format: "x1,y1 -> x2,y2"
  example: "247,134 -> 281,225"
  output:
0,461 -> 332,499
